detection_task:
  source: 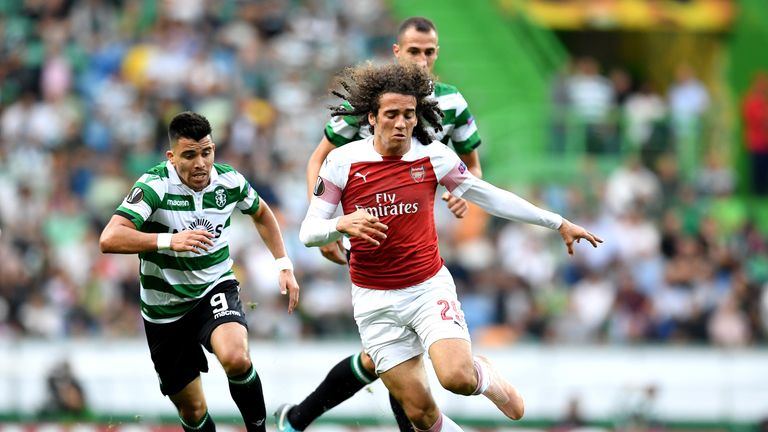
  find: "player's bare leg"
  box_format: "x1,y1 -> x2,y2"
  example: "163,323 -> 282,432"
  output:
379,355 -> 465,432
170,377 -> 216,432
429,339 -> 524,420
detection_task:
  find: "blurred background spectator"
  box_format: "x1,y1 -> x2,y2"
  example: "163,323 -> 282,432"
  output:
37,359 -> 89,420
550,395 -> 586,432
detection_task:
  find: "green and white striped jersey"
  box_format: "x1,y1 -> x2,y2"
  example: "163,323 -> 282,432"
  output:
324,81 -> 481,154
114,161 -> 260,324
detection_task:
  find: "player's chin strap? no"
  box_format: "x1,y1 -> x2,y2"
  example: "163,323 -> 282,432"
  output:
275,256 -> 294,272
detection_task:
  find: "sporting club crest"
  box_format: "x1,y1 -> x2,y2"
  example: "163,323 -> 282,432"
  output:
410,165 -> 425,183
214,187 -> 227,208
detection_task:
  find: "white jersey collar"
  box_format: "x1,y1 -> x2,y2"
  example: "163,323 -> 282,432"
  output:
367,135 -> 422,159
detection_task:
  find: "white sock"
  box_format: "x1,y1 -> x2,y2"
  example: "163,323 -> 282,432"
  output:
413,413 -> 465,432
413,412 -> 443,432
439,413 -> 464,432
472,357 -> 491,395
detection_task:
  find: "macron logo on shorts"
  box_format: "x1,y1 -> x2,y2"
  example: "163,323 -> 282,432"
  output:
214,310 -> 241,319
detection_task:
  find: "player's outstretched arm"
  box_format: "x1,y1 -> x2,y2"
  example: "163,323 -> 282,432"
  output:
459,180 -> 603,255
99,215 -> 213,254
250,200 -> 300,313
307,136 -> 347,264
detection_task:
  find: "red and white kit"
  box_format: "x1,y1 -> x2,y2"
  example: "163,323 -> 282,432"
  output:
300,136 -> 563,371
301,136 -> 563,290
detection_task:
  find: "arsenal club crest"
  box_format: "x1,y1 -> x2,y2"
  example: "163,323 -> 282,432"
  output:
410,165 -> 425,183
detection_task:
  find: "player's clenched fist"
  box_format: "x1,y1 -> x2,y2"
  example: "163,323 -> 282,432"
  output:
441,191 -> 468,218
336,209 -> 388,246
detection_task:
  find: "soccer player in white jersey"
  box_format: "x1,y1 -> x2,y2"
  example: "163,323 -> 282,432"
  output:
297,62 -> 602,432
275,16 -> 482,432
99,111 -> 300,432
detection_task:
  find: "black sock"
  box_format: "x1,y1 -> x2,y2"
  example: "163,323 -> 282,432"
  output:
289,353 -> 378,430
228,365 -> 266,432
180,411 -> 216,432
389,392 -> 415,432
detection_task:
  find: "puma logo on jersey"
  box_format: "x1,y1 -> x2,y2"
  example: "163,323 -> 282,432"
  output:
354,171 -> 370,182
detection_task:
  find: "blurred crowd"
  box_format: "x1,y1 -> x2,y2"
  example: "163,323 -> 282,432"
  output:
0,0 -> 394,339
1,0 -> 767,348
550,56 -> 713,180
459,54 -> 768,348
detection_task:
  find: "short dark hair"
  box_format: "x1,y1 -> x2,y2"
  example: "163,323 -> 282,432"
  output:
330,62 -> 443,145
168,111 -> 212,145
397,16 -> 437,41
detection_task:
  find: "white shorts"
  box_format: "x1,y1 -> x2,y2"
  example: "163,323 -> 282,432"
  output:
352,266 -> 471,374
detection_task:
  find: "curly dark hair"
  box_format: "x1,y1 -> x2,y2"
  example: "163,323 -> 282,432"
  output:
330,62 -> 443,145
168,111 -> 212,146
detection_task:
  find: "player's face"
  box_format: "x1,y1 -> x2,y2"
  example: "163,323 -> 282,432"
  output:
369,92 -> 417,156
393,28 -> 439,72
167,135 -> 215,191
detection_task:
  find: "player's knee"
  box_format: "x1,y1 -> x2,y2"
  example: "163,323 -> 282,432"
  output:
401,398 -> 437,427
218,350 -> 251,376
177,400 -> 208,425
360,351 -> 377,376
435,365 -> 476,395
